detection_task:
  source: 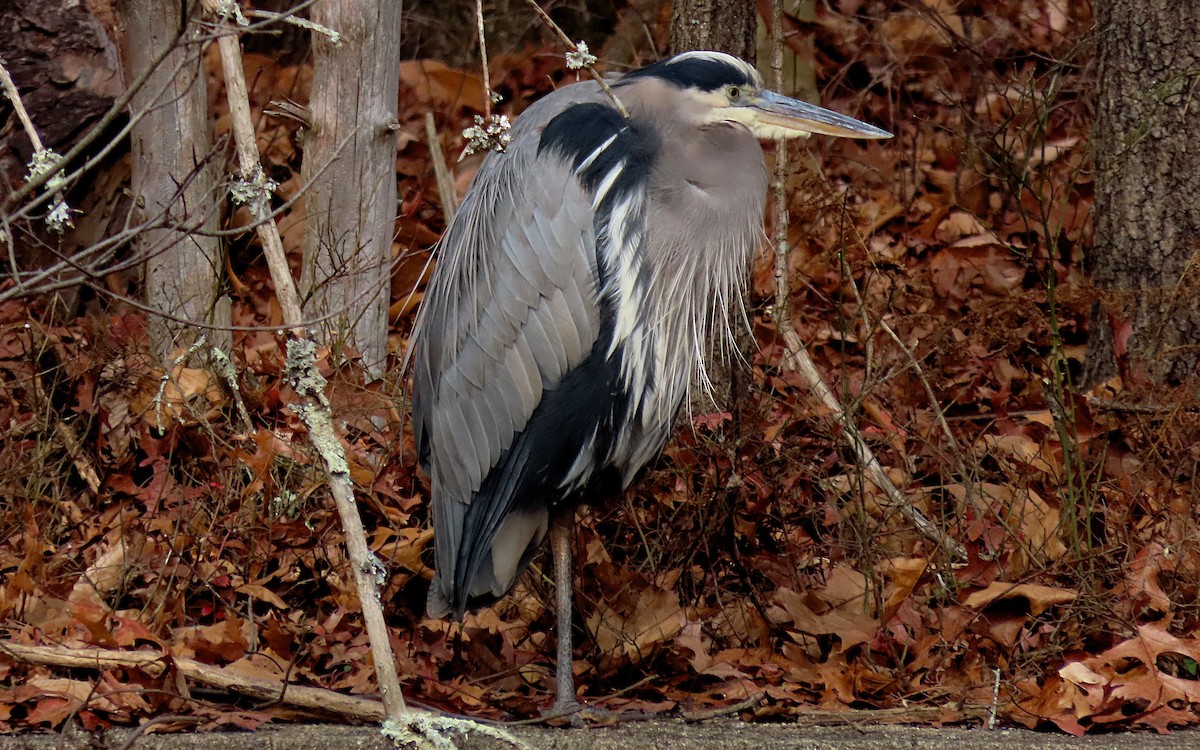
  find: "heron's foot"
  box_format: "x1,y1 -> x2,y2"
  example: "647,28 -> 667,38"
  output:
542,698 -> 617,728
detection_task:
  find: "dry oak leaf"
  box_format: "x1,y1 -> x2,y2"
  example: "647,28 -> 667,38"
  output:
674,622 -> 749,680
1057,624 -> 1200,732
879,557 -> 929,618
772,587 -> 877,652
879,0 -> 964,57
962,581 -> 1077,616
585,584 -> 685,667
399,60 -> 487,112
945,482 -> 1068,564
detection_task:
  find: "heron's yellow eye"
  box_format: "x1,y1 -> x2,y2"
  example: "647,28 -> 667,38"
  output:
726,85 -> 744,102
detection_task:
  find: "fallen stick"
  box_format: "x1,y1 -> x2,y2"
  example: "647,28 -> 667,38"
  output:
681,693 -> 766,723
0,641 -> 389,723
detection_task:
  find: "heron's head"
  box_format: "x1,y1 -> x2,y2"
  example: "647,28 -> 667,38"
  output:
617,51 -> 892,141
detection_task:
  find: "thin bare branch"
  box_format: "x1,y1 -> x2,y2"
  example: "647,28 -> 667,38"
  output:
475,0 -> 493,120
522,0 -> 629,118
425,112 -> 458,223
0,57 -> 45,153
2,20 -> 191,209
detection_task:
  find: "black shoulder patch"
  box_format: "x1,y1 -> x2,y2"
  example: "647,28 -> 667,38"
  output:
619,54 -> 757,92
538,102 -> 625,165
537,101 -> 659,202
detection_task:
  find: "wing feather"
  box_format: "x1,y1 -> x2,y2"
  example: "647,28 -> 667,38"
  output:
435,396 -> 480,488
521,304 -> 567,381
546,288 -> 585,365
504,336 -> 542,419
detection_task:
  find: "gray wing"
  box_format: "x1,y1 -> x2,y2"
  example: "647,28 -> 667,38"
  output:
409,84 -> 608,614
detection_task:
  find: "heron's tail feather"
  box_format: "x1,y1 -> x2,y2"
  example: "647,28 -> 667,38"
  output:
426,506 -> 550,619
426,580 -> 454,619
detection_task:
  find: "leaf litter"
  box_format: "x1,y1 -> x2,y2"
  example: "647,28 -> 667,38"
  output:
1,0 -> 1199,738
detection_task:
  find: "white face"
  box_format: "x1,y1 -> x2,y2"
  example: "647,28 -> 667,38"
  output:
703,86 -> 815,140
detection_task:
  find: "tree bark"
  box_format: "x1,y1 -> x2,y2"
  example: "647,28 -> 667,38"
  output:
1086,0 -> 1200,387
669,0 -> 756,61
0,0 -> 120,160
117,0 -> 221,359
300,0 -> 402,378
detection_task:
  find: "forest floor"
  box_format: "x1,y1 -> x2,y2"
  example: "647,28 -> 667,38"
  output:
4,721 -> 1200,750
4,0 -> 1200,741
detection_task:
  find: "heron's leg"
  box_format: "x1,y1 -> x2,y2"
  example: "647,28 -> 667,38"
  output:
549,508 -> 577,713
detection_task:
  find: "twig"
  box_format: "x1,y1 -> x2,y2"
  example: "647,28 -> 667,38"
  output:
494,674 -> 652,725
0,642 -> 390,722
988,667 -> 1001,729
0,56 -> 72,231
457,1 -> 513,161
212,344 -> 254,431
211,18 -> 302,326
1,642 -> 165,673
475,0 -> 493,120
770,0 -> 790,362
681,693 -> 766,723
781,323 -> 965,559
28,367 -> 102,496
425,112 -> 458,223
244,2 -> 341,43
2,16 -> 190,209
521,0 -> 629,118
505,701 -> 583,726
3,139 -> 220,295
876,316 -> 983,515
831,200 -> 980,516
55,422 -> 102,495
832,220 -> 982,519
0,57 -> 43,152
0,134 -> 355,319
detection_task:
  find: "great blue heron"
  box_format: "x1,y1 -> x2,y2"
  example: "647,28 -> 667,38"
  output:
409,50 -> 890,714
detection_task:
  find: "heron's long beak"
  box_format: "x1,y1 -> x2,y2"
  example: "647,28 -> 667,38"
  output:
753,90 -> 892,139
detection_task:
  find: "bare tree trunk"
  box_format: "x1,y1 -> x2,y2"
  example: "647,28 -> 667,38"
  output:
1086,0 -> 1200,387
670,0 -> 756,61
300,0 -> 402,378
118,0 -> 221,358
